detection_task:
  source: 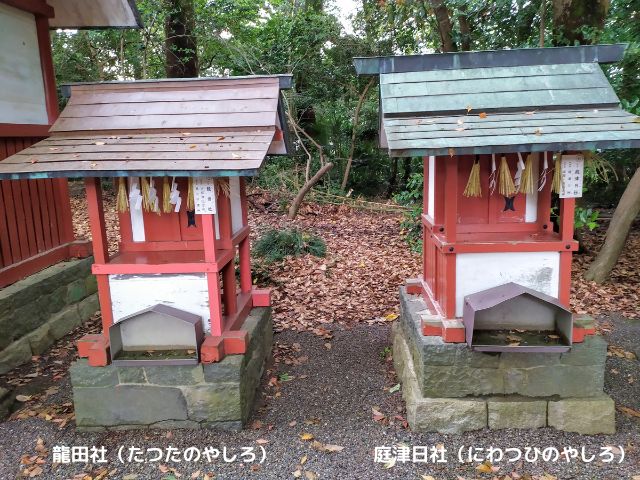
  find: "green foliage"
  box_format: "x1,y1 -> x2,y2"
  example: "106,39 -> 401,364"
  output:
379,346 -> 392,360
253,228 -> 326,263
394,173 -> 424,252
574,207 -> 600,231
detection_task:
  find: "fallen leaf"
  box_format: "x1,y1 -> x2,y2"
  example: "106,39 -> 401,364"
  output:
299,433 -> 314,441
476,461 -> 499,473
421,476 -> 436,480
478,112 -> 488,118
466,105 -> 472,113
311,440 -> 344,453
16,395 -> 33,402
389,384 -> 401,393
617,405 -> 640,418
256,438 -> 269,445
304,471 -> 318,480
94,141 -> 106,145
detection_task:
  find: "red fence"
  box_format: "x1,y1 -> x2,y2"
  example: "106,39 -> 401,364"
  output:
0,137 -> 83,288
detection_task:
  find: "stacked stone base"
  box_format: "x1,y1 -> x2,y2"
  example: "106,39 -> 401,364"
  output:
394,288 -> 615,435
0,257 -> 98,374
70,307 -> 272,431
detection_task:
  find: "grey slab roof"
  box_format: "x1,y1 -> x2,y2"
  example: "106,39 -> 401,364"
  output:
0,76 -> 292,180
356,45 -> 640,157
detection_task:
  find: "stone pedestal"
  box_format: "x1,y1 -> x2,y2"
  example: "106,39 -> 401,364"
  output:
70,307 -> 272,431
394,288 -> 615,434
0,257 -> 99,374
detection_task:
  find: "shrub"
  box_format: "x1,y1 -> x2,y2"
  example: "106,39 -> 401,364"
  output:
253,228 -> 326,263
394,172 -> 424,253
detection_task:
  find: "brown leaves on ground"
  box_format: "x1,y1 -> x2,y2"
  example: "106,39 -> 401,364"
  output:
572,223 -> 640,320
19,438 -> 47,477
249,197 -> 420,334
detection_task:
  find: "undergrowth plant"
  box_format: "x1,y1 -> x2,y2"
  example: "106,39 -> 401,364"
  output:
394,172 -> 424,253
253,228 -> 326,263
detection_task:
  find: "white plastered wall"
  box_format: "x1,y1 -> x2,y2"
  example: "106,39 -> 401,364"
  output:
0,4 -> 48,125
455,251 -> 560,317
109,274 -> 212,332
427,155 -> 435,219
229,176 -> 244,234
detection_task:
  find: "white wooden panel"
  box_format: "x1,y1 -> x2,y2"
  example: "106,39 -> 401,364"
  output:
229,176 -> 244,234
427,156 -> 435,219
0,4 -> 48,125
48,0 -> 139,28
109,273 -> 212,332
455,252 -> 560,317
525,153 -> 539,223
128,177 -> 145,242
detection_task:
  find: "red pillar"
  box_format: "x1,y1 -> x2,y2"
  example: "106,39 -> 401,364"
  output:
558,197 -> 575,306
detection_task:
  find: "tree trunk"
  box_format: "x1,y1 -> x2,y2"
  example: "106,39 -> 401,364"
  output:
428,0 -> 457,52
341,78 -> 375,190
552,0 -> 609,45
165,0 -> 198,78
539,0 -> 546,47
457,5 -> 472,51
288,163 -> 334,219
386,158 -> 399,198
584,167 -> 640,283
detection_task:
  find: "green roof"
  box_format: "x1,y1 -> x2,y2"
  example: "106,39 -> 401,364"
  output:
356,45 -> 640,157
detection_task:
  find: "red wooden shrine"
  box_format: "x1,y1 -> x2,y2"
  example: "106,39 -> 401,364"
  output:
354,44 -> 640,346
0,75 -> 292,366
411,152 -> 576,342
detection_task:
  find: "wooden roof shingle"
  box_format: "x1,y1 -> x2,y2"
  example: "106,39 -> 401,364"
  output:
0,75 -> 291,179
355,45 -> 640,157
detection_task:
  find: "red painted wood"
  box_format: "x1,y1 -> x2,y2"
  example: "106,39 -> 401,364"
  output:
0,124 -> 49,137
443,253 -> 456,318
443,156 -> 457,243
238,178 -> 252,293
19,178 -> 38,256
222,261 -> 237,315
35,15 -> 59,123
3,0 -> 54,17
85,178 -> 109,264
201,214 -> 218,263
224,291 -> 253,331
1,180 -> 20,264
434,157 -> 445,226
207,273 -> 224,337
457,154 -> 490,225
94,274 -> 114,337
0,242 -> 68,289
559,198 -> 576,242
558,251 -> 572,306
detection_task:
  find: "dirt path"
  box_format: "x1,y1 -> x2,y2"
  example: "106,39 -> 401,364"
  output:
0,322 -> 638,479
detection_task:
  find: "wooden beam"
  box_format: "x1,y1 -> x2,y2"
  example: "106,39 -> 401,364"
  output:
1,0 -> 54,17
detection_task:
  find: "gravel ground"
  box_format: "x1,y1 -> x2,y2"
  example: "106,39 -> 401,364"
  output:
0,318 -> 638,480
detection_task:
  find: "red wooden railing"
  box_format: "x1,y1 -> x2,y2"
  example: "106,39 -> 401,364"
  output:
0,137 -> 89,288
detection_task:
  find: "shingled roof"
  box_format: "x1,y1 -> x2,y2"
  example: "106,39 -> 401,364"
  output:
0,75 -> 291,180
354,44 -> 640,157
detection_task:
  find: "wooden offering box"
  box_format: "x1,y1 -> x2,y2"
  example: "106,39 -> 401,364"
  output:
0,75 -> 292,366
